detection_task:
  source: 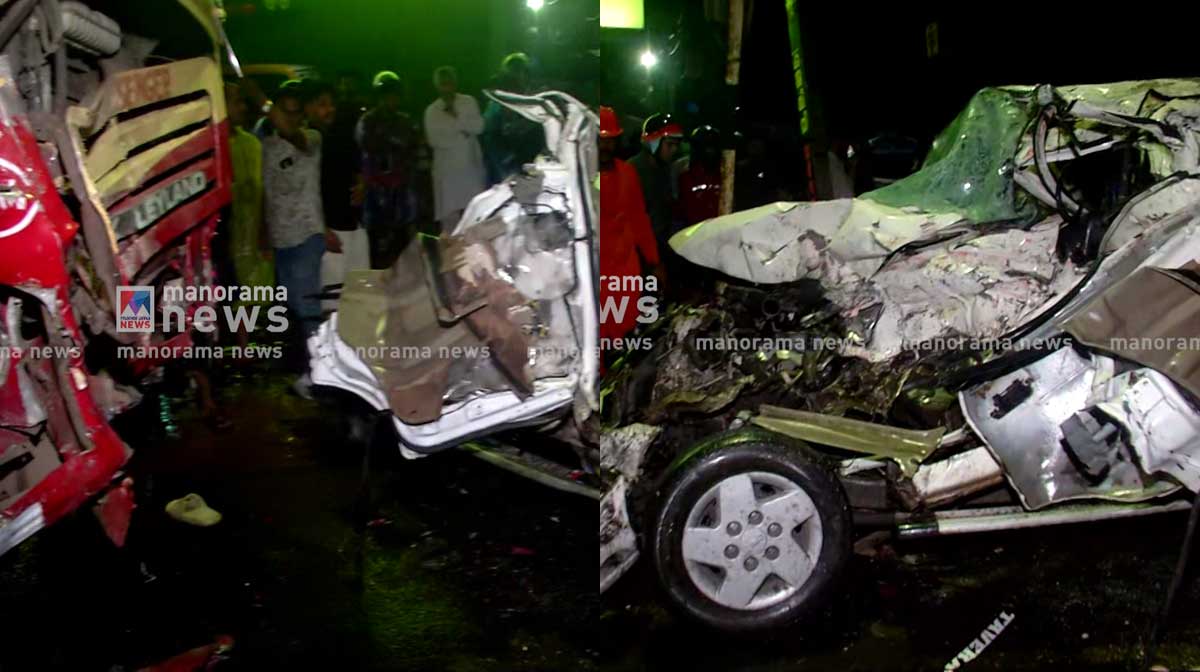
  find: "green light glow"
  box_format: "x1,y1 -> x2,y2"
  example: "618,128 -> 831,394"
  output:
601,0 -> 644,29
639,49 -> 657,69
526,0 -> 544,10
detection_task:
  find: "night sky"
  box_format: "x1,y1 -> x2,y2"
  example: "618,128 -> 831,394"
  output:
222,0 -> 598,109
607,2 -> 1200,145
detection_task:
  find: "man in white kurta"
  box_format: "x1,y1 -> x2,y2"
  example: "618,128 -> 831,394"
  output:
424,67 -> 487,228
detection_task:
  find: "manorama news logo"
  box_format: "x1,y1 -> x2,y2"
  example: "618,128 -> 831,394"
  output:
115,284 -> 289,334
117,285 -> 154,332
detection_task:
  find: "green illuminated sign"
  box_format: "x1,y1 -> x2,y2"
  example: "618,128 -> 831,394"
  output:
600,0 -> 644,29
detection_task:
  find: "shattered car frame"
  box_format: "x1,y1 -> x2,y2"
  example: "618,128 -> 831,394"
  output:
310,91 -> 599,476
600,79 -> 1200,632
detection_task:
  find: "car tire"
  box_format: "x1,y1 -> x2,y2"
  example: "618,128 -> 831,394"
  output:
650,430 -> 851,633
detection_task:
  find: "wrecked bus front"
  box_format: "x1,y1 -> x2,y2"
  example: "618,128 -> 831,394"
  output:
0,0 -> 231,557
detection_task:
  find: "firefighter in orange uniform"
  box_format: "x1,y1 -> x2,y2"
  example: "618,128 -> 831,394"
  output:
599,106 -> 664,362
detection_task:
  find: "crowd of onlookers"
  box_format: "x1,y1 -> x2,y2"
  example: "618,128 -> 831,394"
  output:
220,53 -> 544,397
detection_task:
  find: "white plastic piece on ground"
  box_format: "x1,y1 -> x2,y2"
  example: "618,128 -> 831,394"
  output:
61,2 -> 121,56
1096,369 -> 1200,493
600,477 -> 639,594
0,503 -> 44,558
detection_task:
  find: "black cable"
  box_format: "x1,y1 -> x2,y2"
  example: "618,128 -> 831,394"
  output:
1145,493 -> 1200,667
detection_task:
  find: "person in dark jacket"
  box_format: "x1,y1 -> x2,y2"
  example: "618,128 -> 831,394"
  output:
628,113 -> 684,252
356,71 -> 421,267
481,53 -> 544,185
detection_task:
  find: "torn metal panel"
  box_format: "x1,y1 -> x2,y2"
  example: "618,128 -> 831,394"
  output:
1095,369 -> 1200,493
961,347 -> 1178,509
752,404 -> 943,477
1100,176 -> 1200,254
670,199 -> 964,294
600,477 -> 639,593
1053,79 -> 1200,118
1063,265 -> 1200,400
336,250 -> 495,426
670,203 -> 1082,364
1017,202 -> 1200,355
599,423 -> 663,483
859,216 -> 1082,361
669,197 -> 1068,363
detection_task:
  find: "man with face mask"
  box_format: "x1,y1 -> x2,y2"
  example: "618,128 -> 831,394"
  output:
424,66 -> 487,230
599,106 -> 664,363
628,113 -> 684,250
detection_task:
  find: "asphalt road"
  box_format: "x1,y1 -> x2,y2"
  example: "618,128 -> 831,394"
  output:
5,361 -> 1200,671
0,365 -> 598,671
601,505 -> 1200,671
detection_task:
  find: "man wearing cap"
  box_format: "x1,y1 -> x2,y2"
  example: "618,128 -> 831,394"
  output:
628,113 -> 685,251
599,106 -> 664,362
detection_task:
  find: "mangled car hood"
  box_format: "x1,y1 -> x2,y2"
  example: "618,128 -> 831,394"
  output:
670,78 -> 1200,362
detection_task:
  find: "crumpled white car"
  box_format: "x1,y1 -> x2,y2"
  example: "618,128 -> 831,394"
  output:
602,79 -> 1200,633
309,90 -> 599,461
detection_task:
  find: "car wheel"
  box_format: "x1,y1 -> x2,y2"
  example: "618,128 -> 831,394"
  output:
651,433 -> 851,633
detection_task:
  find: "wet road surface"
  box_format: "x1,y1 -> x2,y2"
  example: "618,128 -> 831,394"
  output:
601,511 -> 1200,671
0,366 -> 598,671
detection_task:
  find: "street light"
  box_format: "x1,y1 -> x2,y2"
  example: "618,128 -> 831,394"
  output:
640,49 -> 658,70
526,0 -> 544,10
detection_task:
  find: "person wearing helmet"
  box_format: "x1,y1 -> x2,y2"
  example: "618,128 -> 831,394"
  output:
677,124 -> 722,226
355,71 -> 421,267
599,106 -> 665,362
628,113 -> 684,250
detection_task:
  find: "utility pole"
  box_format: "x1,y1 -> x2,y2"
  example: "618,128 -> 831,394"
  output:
785,0 -> 826,200
718,0 -> 745,215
